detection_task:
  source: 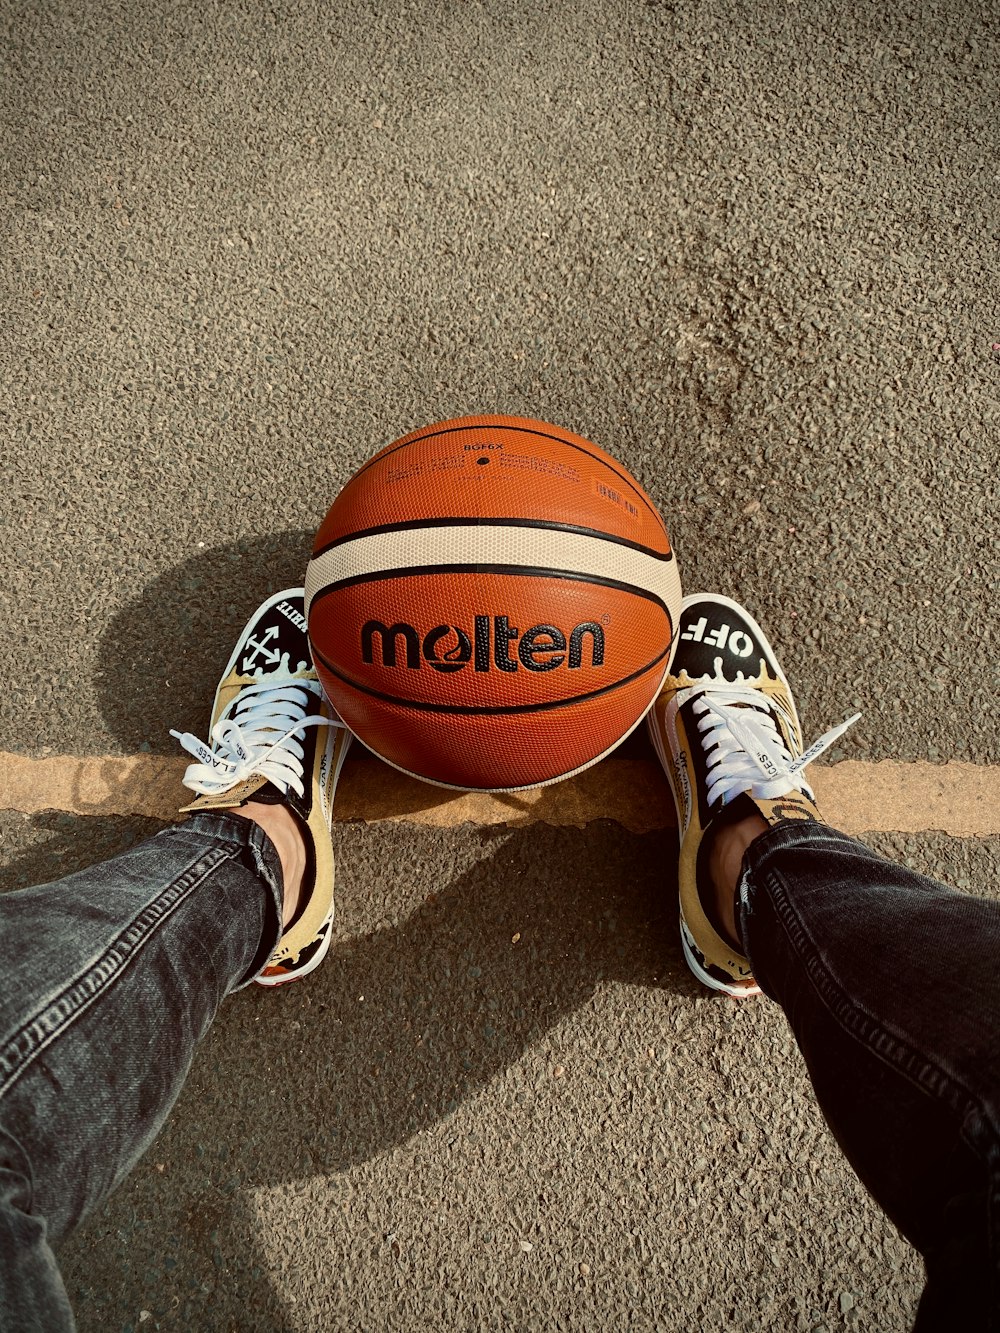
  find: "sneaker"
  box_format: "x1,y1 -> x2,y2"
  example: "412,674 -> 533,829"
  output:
647,593 -> 858,998
170,589 -> 352,987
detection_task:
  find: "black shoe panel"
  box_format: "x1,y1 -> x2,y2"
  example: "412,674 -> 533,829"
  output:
671,596 -> 777,684
234,593 -> 312,680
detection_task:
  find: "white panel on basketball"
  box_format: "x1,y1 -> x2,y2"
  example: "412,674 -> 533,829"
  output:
305,526 -> 680,614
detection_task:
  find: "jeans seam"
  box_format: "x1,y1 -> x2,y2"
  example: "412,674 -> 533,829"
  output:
762,864 -> 990,1142
0,844 -> 238,1100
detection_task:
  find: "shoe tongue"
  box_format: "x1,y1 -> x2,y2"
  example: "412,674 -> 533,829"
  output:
246,780 -> 288,806
179,772 -> 270,813
725,789 -> 824,828
251,778 -> 310,823
180,775 -> 310,820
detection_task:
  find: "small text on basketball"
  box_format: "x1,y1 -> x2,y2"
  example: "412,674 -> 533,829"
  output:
361,616 -> 606,674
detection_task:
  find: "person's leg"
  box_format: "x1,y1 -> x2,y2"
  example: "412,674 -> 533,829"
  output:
0,588 -> 351,1330
0,812 -> 284,1331
731,818 -> 1000,1330
648,593 -> 999,1329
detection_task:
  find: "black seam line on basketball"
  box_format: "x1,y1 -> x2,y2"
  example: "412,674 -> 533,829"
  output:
311,643 -> 671,716
347,423 -> 662,522
308,565 -> 674,612
311,518 -> 674,563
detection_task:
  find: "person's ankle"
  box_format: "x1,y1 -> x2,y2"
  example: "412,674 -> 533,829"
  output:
232,801 -> 307,925
705,812 -> 769,949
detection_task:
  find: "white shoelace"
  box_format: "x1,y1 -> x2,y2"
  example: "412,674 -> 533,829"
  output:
170,679 -> 342,800
689,683 -> 860,809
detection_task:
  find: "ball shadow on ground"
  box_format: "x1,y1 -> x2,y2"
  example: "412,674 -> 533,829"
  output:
95,531 -> 317,755
42,814 -> 689,1331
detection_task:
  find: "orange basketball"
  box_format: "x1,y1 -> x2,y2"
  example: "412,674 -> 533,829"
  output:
305,414 -> 682,791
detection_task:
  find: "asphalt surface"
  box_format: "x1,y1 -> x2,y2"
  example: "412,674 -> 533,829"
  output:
1,0 -> 998,1329
3,811 -> 998,1331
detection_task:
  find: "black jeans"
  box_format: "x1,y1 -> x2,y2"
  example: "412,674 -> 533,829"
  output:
740,822 -> 999,1330
0,814 -> 996,1329
0,813 -> 283,1331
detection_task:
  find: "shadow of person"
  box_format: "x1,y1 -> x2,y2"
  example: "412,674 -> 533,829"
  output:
45,539 -> 686,1328
190,818 -> 686,1175
46,814 -> 686,1330
95,531 -> 317,757
94,532 -> 462,820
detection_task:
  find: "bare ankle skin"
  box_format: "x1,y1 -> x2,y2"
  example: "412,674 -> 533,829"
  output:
706,813 -> 769,948
231,801 -> 307,926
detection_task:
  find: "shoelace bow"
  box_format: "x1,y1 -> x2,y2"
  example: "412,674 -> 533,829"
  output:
170,679 -> 344,800
690,682 -> 860,808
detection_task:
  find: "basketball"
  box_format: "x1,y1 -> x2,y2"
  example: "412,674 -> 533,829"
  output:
305,414 -> 682,791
